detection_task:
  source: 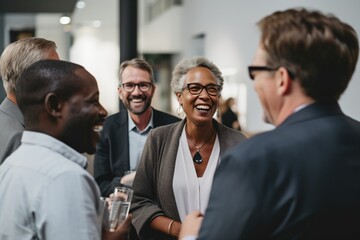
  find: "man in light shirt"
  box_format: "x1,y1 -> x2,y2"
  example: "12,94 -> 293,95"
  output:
0,60 -> 131,240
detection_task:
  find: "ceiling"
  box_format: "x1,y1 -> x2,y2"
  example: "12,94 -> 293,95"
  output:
0,0 -> 77,13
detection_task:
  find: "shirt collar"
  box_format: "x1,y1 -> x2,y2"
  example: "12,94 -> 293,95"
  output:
128,110 -> 154,134
21,131 -> 88,168
294,102 -> 313,113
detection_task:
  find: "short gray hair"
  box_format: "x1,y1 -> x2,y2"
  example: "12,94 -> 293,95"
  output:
0,37 -> 57,95
171,56 -> 224,93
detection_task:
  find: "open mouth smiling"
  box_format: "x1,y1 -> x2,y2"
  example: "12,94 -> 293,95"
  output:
131,98 -> 144,103
93,124 -> 103,132
195,104 -> 211,112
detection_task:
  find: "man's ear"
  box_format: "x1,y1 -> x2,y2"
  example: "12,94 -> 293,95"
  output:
44,93 -> 63,117
276,67 -> 292,95
118,86 -> 123,101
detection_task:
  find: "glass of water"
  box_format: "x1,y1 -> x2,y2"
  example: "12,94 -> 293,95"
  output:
108,186 -> 133,232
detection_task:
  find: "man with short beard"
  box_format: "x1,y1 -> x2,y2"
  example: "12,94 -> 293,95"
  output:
94,58 -> 180,198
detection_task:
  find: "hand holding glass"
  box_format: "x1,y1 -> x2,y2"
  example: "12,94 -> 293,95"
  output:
120,170 -> 136,187
108,187 -> 133,232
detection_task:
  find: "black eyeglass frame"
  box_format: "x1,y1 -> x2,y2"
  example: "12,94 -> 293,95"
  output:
248,66 -> 279,80
121,82 -> 153,92
183,83 -> 222,96
248,66 -> 295,80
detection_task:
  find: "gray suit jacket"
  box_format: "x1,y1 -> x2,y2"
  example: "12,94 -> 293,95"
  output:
0,98 -> 24,164
131,119 -> 247,240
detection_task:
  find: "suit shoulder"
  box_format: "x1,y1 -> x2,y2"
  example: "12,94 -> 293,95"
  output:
151,121 -> 180,134
103,112 -> 125,126
153,109 -> 180,126
223,130 -> 275,161
104,111 -> 123,121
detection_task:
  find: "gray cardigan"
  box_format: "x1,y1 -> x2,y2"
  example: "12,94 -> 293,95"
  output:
130,119 -> 247,240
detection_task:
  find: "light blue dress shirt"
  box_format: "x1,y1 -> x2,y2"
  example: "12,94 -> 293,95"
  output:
0,131 -> 102,240
128,111 -> 153,170
183,236 -> 197,240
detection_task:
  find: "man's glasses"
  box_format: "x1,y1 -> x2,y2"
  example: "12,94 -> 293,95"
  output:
122,82 -> 153,92
248,66 -> 279,80
248,66 -> 295,80
183,83 -> 222,96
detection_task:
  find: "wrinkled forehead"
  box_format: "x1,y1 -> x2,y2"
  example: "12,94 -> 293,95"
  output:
121,66 -> 151,83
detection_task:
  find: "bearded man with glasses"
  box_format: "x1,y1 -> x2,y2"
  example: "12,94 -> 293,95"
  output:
94,58 -> 180,198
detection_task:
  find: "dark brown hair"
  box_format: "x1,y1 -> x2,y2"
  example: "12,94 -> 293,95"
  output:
258,8 -> 359,101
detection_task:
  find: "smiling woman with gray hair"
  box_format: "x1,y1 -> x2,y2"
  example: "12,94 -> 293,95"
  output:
130,56 -> 247,240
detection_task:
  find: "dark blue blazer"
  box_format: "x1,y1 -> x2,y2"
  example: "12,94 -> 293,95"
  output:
94,107 -> 180,197
198,102 -> 360,239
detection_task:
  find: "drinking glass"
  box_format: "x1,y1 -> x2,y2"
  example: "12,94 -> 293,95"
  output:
108,186 -> 133,232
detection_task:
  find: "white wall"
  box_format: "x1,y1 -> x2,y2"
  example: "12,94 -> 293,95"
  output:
138,2 -> 183,53
180,0 -> 360,133
70,0 -> 120,115
36,14 -> 71,61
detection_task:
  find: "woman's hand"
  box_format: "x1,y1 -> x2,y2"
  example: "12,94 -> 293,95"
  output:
179,211 -> 203,240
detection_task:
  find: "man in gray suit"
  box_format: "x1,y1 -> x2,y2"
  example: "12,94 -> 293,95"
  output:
0,37 -> 59,163
180,8 -> 360,240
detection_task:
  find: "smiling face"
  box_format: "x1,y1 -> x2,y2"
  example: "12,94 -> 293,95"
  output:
61,68 -> 108,154
118,66 -> 155,115
177,67 -> 220,126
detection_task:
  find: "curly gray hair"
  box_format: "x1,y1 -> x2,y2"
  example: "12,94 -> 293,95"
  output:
171,56 -> 224,93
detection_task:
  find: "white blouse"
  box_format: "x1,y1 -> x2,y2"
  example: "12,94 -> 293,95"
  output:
173,127 -> 220,221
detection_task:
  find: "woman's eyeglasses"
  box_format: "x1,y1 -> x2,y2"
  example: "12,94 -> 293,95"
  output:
183,83 -> 222,96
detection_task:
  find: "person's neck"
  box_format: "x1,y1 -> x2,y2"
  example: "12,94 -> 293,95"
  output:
7,93 -> 17,105
129,108 -> 152,131
275,96 -> 315,126
185,120 -> 215,143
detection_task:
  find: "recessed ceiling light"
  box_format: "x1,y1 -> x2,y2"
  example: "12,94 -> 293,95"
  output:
59,16 -> 71,25
76,1 -> 86,9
